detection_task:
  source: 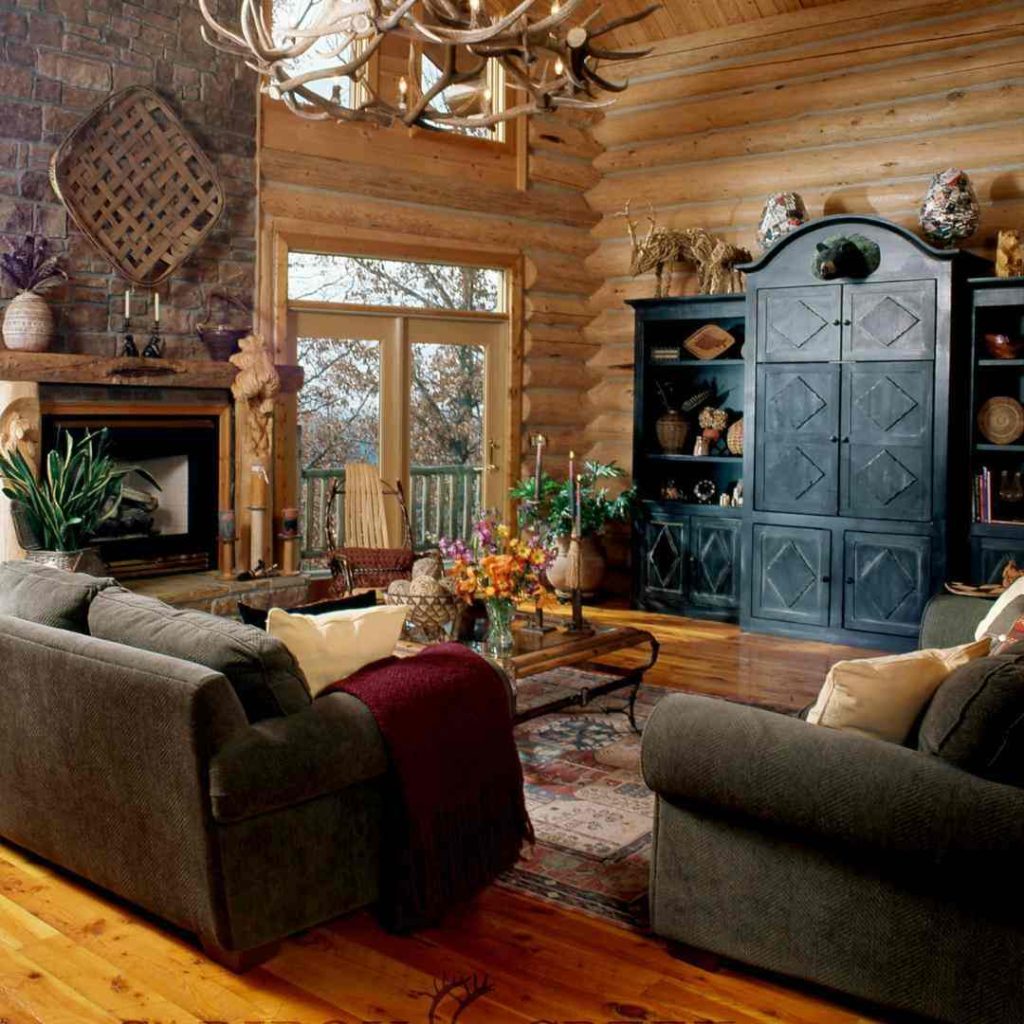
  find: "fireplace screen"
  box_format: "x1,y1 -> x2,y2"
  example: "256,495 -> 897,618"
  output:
42,413 -> 222,579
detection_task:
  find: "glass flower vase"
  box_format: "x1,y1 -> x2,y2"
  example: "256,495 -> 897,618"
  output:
484,596 -> 516,655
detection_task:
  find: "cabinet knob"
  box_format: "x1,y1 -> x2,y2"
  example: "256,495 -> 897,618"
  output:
846,576 -> 855,585
821,575 -> 831,584
841,436 -> 850,443
832,319 -> 841,326
829,434 -> 839,443
843,319 -> 852,326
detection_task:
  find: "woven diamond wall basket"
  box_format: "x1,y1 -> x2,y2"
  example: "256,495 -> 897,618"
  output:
49,86 -> 225,287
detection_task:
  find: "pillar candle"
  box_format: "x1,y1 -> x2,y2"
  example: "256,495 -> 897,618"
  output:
533,434 -> 544,500
153,291 -> 160,324
575,473 -> 582,536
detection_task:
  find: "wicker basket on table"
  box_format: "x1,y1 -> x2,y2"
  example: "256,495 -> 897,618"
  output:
385,567 -> 460,642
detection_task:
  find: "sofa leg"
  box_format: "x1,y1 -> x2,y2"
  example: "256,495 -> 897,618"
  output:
665,940 -> 722,972
200,935 -> 280,972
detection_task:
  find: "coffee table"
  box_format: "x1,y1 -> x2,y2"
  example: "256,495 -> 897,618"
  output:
399,614 -> 660,730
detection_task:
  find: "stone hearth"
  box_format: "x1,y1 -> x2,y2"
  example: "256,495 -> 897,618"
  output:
125,571 -> 308,616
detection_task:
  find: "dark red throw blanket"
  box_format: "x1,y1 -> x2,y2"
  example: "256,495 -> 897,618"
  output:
323,643 -> 533,931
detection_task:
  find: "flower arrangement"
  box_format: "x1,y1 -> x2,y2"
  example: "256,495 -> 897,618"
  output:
441,512 -> 553,604
1,235 -> 67,294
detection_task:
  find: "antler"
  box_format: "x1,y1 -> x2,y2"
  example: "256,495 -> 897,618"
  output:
197,0 -> 661,131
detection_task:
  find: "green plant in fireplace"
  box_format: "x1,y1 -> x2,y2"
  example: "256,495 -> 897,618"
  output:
0,428 -> 158,553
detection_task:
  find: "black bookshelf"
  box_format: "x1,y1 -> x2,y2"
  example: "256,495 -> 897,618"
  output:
628,294 -> 747,621
967,276 -> 1024,583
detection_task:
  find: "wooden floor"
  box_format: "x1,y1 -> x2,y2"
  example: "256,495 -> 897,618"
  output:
0,609 -> 891,1024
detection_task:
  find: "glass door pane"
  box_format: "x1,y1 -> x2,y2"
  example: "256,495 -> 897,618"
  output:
291,311 -> 386,562
407,317 -> 507,545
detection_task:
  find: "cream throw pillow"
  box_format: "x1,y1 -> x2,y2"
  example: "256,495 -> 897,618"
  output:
806,638 -> 992,744
266,605 -> 407,696
975,576 -> 1024,640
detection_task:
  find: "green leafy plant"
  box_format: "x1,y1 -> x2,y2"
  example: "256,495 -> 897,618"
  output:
511,460 -> 635,539
0,429 -> 158,552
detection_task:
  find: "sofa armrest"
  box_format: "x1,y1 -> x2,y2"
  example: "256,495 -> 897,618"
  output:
208,692 -> 388,822
641,694 -> 1024,862
919,593 -> 994,649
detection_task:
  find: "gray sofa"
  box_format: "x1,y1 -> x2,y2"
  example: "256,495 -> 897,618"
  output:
642,593 -> 1024,1024
0,560 -> 388,969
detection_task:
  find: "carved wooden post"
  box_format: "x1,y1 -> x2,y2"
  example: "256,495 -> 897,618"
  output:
230,335 -> 280,572
0,382 -> 40,562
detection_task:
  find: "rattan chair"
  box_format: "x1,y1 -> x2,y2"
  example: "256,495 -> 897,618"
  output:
324,464 -> 416,596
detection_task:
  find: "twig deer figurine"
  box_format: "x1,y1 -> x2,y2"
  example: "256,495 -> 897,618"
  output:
622,203 -> 751,297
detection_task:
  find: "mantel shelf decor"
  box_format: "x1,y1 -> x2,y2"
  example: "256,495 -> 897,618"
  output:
49,87 -> 225,287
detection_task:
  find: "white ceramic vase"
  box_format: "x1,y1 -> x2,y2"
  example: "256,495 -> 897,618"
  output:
2,291 -> 54,352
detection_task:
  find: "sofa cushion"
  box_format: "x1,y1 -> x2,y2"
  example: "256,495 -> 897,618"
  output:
238,589 -> 377,630
805,638 -> 992,744
0,560 -> 115,633
918,654 -> 1024,786
88,587 -> 310,722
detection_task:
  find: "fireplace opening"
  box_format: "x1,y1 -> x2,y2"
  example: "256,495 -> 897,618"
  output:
41,413 -> 223,579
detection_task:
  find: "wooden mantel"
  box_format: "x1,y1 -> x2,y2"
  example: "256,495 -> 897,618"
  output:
0,351 -> 303,392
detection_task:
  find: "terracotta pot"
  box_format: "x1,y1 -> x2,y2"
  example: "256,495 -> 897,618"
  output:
2,291 -> 54,352
655,410 -> 688,453
546,534 -> 607,598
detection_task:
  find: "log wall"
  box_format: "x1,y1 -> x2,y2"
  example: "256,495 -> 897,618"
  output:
584,0 -> 1024,492
258,43 -> 603,481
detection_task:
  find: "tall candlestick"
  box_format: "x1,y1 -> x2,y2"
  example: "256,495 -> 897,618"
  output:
532,433 -> 545,501
575,473 -> 582,536
153,291 -> 160,324
568,449 -> 575,490
124,288 -> 131,320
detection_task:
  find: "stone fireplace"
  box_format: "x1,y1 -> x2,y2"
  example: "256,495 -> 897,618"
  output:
40,389 -> 231,578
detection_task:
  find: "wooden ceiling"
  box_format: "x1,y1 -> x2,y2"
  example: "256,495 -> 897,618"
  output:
593,0 -> 846,48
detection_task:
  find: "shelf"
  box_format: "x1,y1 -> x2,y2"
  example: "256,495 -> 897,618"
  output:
641,499 -> 743,516
648,358 -> 745,368
646,453 -> 742,463
977,359 -> 1024,367
976,444 -> 1024,453
971,521 -> 1024,536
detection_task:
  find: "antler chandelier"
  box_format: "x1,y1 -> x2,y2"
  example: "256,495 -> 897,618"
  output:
198,0 -> 658,130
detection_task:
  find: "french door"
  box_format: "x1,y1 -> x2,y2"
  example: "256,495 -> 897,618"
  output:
289,308 -> 510,544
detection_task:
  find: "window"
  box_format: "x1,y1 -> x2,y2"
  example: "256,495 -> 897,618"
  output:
288,252 -> 505,312
420,51 -> 505,142
271,0 -> 366,109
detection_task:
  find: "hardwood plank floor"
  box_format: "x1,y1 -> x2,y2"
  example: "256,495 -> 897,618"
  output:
0,609 -> 893,1024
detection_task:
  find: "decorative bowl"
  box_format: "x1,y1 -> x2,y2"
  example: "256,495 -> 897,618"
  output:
978,396 -> 1024,445
984,333 -> 1024,360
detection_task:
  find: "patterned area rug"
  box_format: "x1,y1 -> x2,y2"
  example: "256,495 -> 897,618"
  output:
498,667 -> 666,929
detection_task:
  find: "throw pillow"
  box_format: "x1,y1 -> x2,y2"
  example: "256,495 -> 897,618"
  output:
0,560 -> 115,633
238,590 -> 377,630
267,604 -> 407,697
991,611 -> 1024,654
978,594 -> 1024,643
806,638 -> 992,744
974,576 -> 1024,640
89,587 -> 310,722
918,655 -> 1024,786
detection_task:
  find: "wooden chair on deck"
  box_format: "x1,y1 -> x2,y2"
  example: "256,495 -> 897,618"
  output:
324,463 -> 415,595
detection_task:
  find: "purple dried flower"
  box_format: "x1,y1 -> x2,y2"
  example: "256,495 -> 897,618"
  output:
1,235 -> 67,293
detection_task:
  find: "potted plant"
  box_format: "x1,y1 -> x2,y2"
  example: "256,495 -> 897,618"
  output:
0,428 -> 157,572
1,236 -> 67,352
511,460 -> 635,596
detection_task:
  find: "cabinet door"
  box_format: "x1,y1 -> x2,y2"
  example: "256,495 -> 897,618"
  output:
687,517 -> 741,611
643,520 -> 687,596
758,285 -> 842,362
843,280 -> 937,360
756,364 -> 840,515
840,362 -> 933,522
752,524 -> 832,625
843,531 -> 931,637
972,537 -> 1024,585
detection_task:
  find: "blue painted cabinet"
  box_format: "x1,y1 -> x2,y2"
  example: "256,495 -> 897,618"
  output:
751,524 -> 831,626
843,531 -> 931,637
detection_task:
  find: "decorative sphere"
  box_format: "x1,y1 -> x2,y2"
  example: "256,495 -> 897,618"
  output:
919,168 -> 980,247
756,192 -> 808,251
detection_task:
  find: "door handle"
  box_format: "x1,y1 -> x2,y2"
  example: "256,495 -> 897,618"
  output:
832,319 -> 841,327
486,438 -> 499,472
842,319 -> 852,326
829,434 -> 839,443
841,436 -> 850,443
820,575 -> 830,584
846,576 -> 855,585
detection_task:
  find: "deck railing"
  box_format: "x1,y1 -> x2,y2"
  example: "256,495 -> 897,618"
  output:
301,464 -> 482,560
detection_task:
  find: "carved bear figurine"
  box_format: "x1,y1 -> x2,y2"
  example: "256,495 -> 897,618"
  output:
812,233 -> 881,280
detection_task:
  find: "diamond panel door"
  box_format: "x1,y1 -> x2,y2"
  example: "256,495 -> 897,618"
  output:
843,280 -> 937,360
972,537 -> 1024,585
840,362 -> 933,522
843,531 -> 930,636
752,524 -> 832,625
757,285 -> 842,362
643,520 -> 686,596
688,517 -> 741,611
756,364 -> 840,515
